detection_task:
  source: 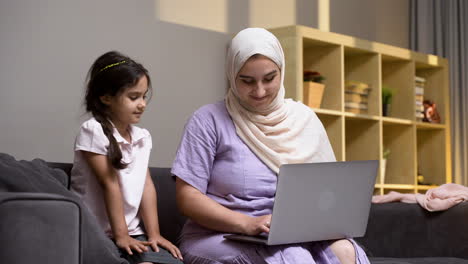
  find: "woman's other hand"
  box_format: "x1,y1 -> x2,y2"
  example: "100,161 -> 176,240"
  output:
242,214 -> 272,235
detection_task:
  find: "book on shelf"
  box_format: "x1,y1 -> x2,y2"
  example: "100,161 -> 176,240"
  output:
415,86 -> 424,95
415,76 -> 426,84
416,104 -> 424,112
345,80 -> 371,95
414,76 -> 425,121
345,102 -> 368,114
345,107 -> 368,114
345,102 -> 368,109
415,111 -> 425,121
345,92 -> 368,103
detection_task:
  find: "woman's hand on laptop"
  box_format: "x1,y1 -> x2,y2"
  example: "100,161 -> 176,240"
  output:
241,214 -> 272,235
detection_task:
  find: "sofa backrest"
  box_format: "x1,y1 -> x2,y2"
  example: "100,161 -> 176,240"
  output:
47,162 -> 73,189
149,167 -> 187,245
47,162 -> 186,245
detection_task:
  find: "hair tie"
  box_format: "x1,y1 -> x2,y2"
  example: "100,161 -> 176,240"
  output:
99,60 -> 126,72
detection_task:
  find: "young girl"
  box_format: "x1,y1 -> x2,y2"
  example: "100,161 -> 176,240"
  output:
70,51 -> 183,264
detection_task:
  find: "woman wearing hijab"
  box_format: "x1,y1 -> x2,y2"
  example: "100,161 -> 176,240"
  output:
171,28 -> 370,264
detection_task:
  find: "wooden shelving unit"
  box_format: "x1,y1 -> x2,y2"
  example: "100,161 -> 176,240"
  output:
269,25 -> 451,194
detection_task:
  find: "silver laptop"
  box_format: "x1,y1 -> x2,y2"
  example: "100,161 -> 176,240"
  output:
224,160 -> 378,245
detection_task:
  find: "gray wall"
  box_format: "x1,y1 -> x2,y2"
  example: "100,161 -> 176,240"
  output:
330,0 -> 409,48
0,0 -> 409,167
0,0 -> 228,166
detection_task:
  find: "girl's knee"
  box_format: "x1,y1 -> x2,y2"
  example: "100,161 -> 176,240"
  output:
330,239 -> 356,264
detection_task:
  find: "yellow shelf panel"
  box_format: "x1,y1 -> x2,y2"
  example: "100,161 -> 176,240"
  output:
313,108 -> 343,116
378,184 -> 416,190
344,112 -> 380,121
382,117 -> 413,125
416,122 -> 446,130
416,185 -> 439,191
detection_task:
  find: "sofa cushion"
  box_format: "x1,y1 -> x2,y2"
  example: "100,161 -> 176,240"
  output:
47,162 -> 73,188
356,202 -> 468,259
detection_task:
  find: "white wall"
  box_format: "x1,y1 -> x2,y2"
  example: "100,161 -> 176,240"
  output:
0,0 -> 410,167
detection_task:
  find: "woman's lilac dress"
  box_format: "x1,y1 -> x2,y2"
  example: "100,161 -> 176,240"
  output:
171,101 -> 370,264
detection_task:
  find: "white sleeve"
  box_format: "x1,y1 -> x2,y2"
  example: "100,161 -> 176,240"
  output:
74,119 -> 109,155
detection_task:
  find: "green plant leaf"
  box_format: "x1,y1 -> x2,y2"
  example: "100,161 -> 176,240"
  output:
382,85 -> 394,105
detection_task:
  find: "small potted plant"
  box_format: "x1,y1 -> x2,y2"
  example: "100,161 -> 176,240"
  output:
382,85 -> 393,116
381,148 -> 391,184
304,71 -> 326,83
303,71 -> 326,108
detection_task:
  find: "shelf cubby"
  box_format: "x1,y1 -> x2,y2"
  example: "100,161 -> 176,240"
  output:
417,128 -> 447,186
344,48 -> 380,116
415,63 -> 447,124
382,122 -> 415,185
268,25 -> 451,193
381,55 -> 414,120
345,118 -> 380,161
303,38 -> 343,111
317,113 -> 344,161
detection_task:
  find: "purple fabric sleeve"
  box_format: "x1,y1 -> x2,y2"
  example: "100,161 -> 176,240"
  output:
171,111 -> 216,194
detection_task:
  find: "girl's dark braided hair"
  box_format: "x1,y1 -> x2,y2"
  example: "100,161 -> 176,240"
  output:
85,51 -> 151,169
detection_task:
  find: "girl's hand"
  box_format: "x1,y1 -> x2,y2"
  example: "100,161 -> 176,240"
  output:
115,235 -> 152,255
148,234 -> 183,260
242,214 -> 272,236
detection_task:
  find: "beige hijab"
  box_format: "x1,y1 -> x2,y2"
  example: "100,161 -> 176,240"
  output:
225,28 -> 336,174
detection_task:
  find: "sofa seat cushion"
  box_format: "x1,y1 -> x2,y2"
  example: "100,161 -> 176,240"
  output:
370,257 -> 468,264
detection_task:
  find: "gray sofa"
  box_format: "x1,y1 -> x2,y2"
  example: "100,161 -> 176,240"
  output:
1,158 -> 468,264
356,202 -> 468,263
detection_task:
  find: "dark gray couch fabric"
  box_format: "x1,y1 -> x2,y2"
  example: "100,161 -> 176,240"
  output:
0,192 -> 81,264
3,153 -> 468,264
370,257 -> 468,264
46,163 -> 187,246
356,202 -> 468,263
0,153 -> 128,264
149,167 -> 187,245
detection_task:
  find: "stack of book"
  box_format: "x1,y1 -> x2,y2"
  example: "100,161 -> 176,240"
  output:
415,76 -> 425,121
345,80 -> 371,114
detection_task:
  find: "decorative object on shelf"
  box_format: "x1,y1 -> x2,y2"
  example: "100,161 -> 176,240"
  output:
381,149 -> 391,184
381,85 -> 393,116
422,99 -> 441,123
345,80 -> 370,114
303,71 -> 325,108
417,173 -> 425,185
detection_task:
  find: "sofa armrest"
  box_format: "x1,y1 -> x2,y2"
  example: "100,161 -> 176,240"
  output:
0,192 -> 82,264
356,202 -> 468,259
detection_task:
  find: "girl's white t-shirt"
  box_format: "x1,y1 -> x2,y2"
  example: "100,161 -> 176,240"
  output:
70,117 -> 152,237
